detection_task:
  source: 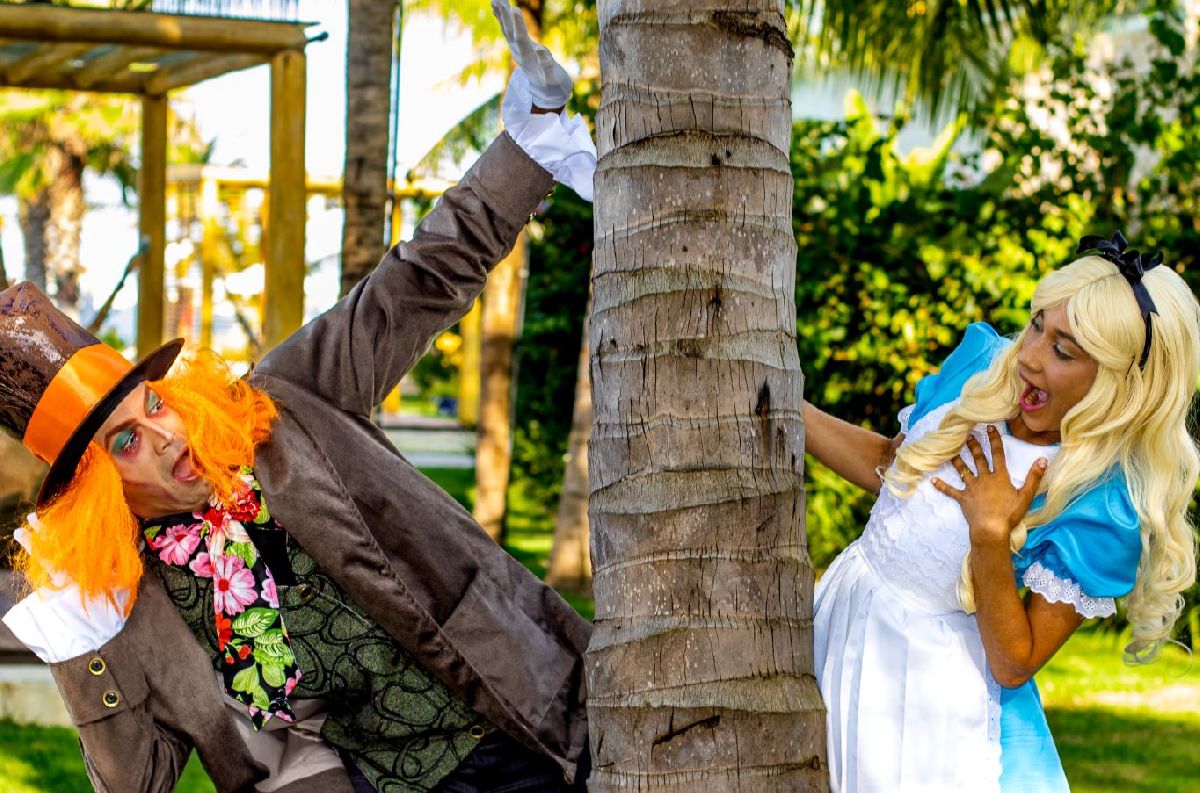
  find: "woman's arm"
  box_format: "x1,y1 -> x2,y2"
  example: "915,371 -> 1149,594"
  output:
803,401 -> 903,494
969,542 -> 1082,687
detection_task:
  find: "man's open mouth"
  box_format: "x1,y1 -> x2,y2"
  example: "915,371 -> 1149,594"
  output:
173,447 -> 200,483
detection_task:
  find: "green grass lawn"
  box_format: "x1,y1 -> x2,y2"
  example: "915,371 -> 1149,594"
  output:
0,719 -> 215,793
1041,630 -> 1200,792
1,469 -> 1193,790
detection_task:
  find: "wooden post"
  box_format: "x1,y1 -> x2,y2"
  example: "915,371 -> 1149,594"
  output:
199,175 -> 218,349
472,234 -> 527,541
390,194 -> 403,247
137,93 -> 167,358
457,299 -> 482,425
263,48 -> 306,352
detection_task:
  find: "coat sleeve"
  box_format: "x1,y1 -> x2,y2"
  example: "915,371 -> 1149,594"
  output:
55,648 -> 190,793
48,577 -> 266,793
254,131 -> 556,416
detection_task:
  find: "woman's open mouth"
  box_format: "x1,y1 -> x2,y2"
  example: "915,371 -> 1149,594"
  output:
1020,382 -> 1049,412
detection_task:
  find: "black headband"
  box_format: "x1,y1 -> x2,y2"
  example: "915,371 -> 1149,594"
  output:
1075,231 -> 1162,369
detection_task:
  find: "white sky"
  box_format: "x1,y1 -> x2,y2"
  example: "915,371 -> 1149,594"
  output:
0,1 -> 501,332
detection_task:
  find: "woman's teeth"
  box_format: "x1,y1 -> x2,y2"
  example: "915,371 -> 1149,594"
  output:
1021,384 -> 1049,410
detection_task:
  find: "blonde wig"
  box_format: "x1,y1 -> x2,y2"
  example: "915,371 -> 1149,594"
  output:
12,348 -> 277,612
884,255 -> 1200,661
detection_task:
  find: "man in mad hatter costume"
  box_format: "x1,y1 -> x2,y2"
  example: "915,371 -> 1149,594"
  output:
1,4 -> 597,790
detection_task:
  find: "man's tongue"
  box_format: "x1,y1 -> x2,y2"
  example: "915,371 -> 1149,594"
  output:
173,451 -> 199,483
1022,384 -> 1049,410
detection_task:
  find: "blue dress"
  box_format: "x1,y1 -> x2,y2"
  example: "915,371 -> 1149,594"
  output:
814,323 -> 1142,792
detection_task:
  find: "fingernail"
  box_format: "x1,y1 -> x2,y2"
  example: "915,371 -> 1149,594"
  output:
1038,458 -> 1048,468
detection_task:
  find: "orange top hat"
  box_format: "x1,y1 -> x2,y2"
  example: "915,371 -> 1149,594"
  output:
0,282 -> 182,506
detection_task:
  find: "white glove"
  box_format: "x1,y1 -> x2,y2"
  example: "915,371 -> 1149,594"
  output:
491,0 -> 573,109
1,517 -> 130,664
501,70 -> 597,201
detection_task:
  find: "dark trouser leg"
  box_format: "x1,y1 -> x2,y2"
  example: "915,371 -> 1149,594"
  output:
432,731 -> 591,793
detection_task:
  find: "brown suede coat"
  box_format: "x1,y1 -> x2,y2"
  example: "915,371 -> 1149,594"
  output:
48,133 -> 592,792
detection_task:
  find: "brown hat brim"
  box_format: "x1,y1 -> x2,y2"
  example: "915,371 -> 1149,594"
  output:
36,339 -> 184,508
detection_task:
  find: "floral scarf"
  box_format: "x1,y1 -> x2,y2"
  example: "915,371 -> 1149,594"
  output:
143,467 -> 300,729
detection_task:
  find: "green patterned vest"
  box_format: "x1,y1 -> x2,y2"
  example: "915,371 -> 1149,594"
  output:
147,536 -> 492,791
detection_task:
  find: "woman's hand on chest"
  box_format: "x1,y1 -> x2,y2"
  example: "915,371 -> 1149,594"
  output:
930,425 -> 1048,547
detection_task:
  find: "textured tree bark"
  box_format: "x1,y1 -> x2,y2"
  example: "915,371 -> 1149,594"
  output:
545,322 -> 594,595
339,0 -> 399,297
17,193 -> 49,293
46,148 -> 85,313
586,2 -> 827,789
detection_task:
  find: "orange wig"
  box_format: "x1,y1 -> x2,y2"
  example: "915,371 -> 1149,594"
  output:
12,348 -> 278,611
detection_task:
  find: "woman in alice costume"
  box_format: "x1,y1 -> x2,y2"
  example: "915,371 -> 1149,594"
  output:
806,234 -> 1200,791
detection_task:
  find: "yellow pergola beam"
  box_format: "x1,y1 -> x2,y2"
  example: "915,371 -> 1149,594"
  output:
0,5 -> 315,357
73,45 -> 164,89
166,163 -> 453,200
0,5 -> 310,55
262,48 -> 306,352
145,51 -> 265,95
3,42 -> 92,83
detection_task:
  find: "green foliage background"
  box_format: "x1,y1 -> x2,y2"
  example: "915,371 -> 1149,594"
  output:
513,4 -> 1200,588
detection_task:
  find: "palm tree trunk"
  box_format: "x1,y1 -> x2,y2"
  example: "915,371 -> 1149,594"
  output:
339,0 -> 399,296
46,147 -> 85,313
473,233 -> 526,541
17,193 -> 49,293
472,3 -> 545,543
545,321 -> 593,595
586,2 -> 826,789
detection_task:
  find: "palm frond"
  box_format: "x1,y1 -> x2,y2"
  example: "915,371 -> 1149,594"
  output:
407,0 -> 505,42
407,91 -> 500,179
791,0 -> 1127,119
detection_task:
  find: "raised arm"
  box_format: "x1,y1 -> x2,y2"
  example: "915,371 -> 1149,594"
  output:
255,134 -> 554,416
804,401 -> 904,494
256,2 -> 594,415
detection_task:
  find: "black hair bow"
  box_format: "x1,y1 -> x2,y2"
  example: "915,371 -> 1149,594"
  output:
1075,231 -> 1162,368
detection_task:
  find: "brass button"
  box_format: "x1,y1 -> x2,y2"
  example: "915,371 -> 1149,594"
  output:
101,691 -> 120,708
296,583 -> 317,604
87,657 -> 106,676
468,725 -> 486,740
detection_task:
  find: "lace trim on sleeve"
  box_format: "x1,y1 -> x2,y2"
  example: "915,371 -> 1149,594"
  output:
1023,561 -> 1117,618
898,404 -> 915,434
